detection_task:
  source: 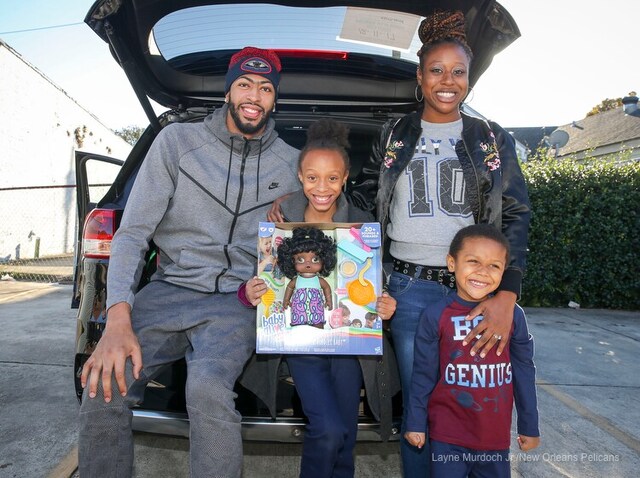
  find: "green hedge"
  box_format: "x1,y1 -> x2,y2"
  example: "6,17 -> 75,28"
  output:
521,156 -> 639,310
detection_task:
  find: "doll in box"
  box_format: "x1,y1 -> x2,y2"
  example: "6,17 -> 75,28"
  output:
277,226 -> 337,327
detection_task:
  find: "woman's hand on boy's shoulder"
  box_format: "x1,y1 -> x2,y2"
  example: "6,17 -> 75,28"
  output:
463,290 -> 517,357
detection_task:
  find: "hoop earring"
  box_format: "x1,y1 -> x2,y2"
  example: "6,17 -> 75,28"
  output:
415,84 -> 424,102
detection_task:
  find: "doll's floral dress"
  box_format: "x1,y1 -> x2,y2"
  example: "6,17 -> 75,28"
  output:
289,275 -> 325,326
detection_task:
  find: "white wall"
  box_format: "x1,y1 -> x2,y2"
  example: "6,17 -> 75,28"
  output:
0,42 -> 132,260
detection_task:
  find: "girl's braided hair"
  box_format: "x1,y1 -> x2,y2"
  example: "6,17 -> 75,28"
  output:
277,226 -> 337,279
417,10 -> 473,65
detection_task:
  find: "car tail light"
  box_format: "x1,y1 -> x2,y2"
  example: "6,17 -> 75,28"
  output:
83,209 -> 118,259
275,49 -> 349,60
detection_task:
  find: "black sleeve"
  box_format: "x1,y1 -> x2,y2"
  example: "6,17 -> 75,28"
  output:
491,121 -> 531,297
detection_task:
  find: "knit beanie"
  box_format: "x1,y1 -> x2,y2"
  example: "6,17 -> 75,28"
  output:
224,46 -> 282,93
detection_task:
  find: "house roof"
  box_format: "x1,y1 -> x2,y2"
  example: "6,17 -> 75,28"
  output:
556,107 -> 640,156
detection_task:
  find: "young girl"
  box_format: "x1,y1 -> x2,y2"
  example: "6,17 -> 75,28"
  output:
242,119 -> 398,478
405,224 -> 540,477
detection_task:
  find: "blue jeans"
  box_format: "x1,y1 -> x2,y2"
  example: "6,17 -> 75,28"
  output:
287,355 -> 363,478
387,272 -> 453,478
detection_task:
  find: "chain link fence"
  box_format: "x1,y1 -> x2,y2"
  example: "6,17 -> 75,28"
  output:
0,185 -> 76,283
0,254 -> 74,283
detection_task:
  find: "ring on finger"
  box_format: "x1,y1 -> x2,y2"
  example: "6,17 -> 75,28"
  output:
493,334 -> 502,340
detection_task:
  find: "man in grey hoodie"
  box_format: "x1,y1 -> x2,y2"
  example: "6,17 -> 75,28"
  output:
78,47 -> 300,478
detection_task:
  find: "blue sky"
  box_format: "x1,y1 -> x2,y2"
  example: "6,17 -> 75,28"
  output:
1,0 -> 638,130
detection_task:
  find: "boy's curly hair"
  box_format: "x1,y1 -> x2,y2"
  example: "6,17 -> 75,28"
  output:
277,226 -> 337,279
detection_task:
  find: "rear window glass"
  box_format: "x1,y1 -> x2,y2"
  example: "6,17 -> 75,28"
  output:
150,4 -> 423,64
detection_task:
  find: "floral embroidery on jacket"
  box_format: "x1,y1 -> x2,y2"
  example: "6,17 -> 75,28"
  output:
479,131 -> 501,171
383,140 -> 404,169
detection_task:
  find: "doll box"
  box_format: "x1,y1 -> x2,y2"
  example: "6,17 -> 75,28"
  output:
255,222 -> 384,355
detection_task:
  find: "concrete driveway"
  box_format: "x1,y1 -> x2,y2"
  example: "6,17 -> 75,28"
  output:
0,279 -> 638,477
0,281 -> 78,478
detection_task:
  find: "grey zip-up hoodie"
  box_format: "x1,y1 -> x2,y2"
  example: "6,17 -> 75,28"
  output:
107,105 -> 300,309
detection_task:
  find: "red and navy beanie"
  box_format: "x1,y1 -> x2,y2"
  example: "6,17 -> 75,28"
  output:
225,46 -> 282,93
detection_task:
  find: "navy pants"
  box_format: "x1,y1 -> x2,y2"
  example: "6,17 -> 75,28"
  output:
287,354 -> 363,478
430,440 -> 511,477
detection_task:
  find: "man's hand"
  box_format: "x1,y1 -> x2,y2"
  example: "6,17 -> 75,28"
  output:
463,290 -> 516,358
404,431 -> 426,449
80,302 -> 142,402
266,193 -> 292,222
245,276 -> 268,306
517,434 -> 540,451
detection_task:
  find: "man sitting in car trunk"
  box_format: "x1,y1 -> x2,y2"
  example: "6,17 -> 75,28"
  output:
78,47 -> 300,478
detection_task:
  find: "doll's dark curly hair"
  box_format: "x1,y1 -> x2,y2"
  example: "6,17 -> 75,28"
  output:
277,226 -> 337,279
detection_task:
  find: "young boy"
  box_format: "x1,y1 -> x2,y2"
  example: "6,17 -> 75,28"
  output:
404,224 -> 540,477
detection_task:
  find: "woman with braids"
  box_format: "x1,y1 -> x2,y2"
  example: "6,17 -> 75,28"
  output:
241,119 -> 399,478
345,10 -> 531,476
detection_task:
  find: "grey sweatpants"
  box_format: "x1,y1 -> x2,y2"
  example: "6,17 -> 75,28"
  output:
78,281 -> 255,478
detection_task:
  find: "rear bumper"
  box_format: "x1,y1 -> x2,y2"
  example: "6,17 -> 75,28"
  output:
132,410 -> 400,443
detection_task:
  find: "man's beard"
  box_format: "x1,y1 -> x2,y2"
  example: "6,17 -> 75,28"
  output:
228,101 -> 271,136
